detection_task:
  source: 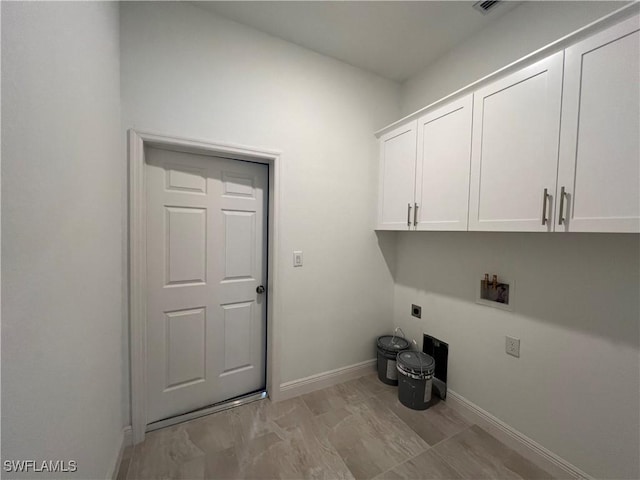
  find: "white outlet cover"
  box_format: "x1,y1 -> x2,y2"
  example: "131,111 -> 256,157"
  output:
505,336 -> 520,358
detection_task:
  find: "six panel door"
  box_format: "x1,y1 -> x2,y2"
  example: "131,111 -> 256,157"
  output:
556,15 -> 640,233
377,121 -> 417,230
468,52 -> 564,232
145,147 -> 267,424
415,94 -> 473,231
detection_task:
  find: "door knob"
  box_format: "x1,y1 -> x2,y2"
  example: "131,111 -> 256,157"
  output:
256,285 -> 265,294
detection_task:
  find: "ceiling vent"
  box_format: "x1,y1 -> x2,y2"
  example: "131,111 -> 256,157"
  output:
473,1 -> 501,14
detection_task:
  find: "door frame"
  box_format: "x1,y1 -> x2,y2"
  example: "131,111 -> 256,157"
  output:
128,129 -> 283,444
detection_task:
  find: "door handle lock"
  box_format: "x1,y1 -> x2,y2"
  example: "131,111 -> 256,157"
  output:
256,285 -> 265,294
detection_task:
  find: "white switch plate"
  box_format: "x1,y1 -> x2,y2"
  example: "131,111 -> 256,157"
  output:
293,251 -> 303,267
505,336 -> 520,358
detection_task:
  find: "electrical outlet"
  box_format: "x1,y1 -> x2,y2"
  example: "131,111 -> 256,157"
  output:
411,304 -> 422,319
505,336 -> 520,358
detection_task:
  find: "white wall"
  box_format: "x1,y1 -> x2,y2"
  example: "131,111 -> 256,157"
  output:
120,1 -> 400,403
395,3 -> 640,478
401,1 -> 629,115
393,233 -> 639,479
2,2 -> 124,478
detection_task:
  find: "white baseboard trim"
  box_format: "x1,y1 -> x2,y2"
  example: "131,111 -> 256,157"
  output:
108,426 -> 133,480
123,426 -> 133,449
447,390 -> 592,480
278,359 -> 376,401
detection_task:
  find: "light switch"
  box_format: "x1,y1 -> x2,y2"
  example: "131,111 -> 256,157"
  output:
293,251 -> 303,267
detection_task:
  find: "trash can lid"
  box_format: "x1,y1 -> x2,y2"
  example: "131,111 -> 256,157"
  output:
397,351 -> 435,373
377,335 -> 410,352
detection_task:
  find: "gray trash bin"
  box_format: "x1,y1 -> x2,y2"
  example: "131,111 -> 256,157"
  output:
376,335 -> 410,385
397,351 -> 435,410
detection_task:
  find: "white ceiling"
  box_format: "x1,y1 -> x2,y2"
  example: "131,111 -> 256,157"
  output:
194,1 -> 521,82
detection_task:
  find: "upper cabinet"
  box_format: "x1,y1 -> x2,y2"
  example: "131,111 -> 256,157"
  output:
376,95 -> 473,231
415,94 -> 473,231
556,16 -> 640,233
468,52 -> 563,232
375,12 -> 639,234
377,121 -> 417,230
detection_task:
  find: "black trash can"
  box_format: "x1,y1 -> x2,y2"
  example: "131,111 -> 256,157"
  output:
397,351 -> 435,410
376,335 -> 410,385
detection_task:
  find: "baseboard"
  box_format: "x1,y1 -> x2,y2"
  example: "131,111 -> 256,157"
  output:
278,359 -> 376,401
123,426 -> 133,448
446,390 -> 592,480
108,426 -> 133,480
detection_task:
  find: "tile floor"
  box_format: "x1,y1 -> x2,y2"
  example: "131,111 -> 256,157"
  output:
118,374 -> 560,479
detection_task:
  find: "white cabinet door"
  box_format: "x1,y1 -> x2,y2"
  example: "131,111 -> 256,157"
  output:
556,16 -> 640,233
469,52 -> 563,232
377,121 -> 417,230
146,147 -> 267,424
415,94 -> 473,231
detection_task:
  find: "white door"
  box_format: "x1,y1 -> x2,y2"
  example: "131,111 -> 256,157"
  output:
556,16 -> 640,233
468,52 -> 563,232
377,121 -> 417,230
415,94 -> 473,231
145,147 -> 268,424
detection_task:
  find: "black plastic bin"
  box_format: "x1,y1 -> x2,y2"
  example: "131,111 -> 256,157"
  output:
376,335 -> 410,385
397,351 -> 435,410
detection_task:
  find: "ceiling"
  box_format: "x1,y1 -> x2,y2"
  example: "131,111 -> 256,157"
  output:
193,1 -> 521,82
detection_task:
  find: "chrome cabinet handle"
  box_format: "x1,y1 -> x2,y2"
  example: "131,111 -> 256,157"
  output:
541,188 -> 549,226
413,203 -> 419,226
407,203 -> 412,227
558,186 -> 566,225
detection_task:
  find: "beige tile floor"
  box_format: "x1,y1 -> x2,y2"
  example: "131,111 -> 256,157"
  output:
118,374 -> 560,480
